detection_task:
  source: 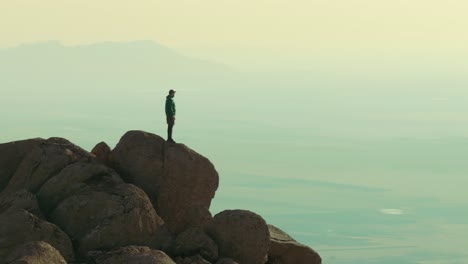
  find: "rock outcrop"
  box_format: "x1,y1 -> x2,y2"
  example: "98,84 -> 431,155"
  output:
0,130 -> 321,263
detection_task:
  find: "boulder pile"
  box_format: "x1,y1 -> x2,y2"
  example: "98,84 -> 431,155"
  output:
0,130 -> 321,264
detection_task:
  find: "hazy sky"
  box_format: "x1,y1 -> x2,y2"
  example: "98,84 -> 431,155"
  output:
1,0 -> 468,68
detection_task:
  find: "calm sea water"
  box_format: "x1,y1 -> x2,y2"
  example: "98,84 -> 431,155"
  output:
2,80 -> 468,263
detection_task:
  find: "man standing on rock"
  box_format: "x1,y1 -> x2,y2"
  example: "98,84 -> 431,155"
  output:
165,89 -> 176,143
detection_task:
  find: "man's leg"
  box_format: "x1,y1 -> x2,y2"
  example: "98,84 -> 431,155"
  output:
167,123 -> 173,141
166,116 -> 176,142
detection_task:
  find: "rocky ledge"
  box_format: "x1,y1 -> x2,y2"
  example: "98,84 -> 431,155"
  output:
0,130 -> 321,264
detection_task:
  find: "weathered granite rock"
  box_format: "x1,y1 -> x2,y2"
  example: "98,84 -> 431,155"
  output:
109,130 -> 219,233
267,224 -> 322,264
207,210 -> 270,264
4,137 -> 93,193
37,162 -> 123,214
0,210 -> 74,261
0,189 -> 44,218
0,131 -> 322,263
90,246 -> 176,264
174,227 -> 218,262
91,141 -> 111,165
0,138 -> 43,192
50,183 -> 167,255
4,241 -> 67,264
36,161 -> 169,255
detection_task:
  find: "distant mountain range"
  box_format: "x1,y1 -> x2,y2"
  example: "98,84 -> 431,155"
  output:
0,41 -> 236,94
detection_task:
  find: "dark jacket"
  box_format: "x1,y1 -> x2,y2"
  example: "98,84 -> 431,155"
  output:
165,95 -> 176,116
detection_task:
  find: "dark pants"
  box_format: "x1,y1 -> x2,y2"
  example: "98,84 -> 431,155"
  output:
166,116 -> 175,140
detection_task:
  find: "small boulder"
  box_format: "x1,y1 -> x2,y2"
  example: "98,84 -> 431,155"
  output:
267,224 -> 321,264
174,227 -> 218,262
207,210 -> 270,264
5,241 -> 67,264
90,246 -> 176,264
91,141 -> 111,165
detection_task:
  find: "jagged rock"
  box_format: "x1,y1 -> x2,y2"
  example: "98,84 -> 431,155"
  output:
4,137 -> 93,193
207,210 -> 270,264
0,189 -> 44,218
109,130 -> 219,233
267,224 -> 321,264
91,141 -> 111,165
4,241 -> 67,264
215,259 -> 239,264
174,227 -> 218,262
90,246 -> 176,264
0,138 -> 43,192
174,255 -> 211,264
0,210 -> 74,261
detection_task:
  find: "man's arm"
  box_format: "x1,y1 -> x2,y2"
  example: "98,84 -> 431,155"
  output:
172,101 -> 176,116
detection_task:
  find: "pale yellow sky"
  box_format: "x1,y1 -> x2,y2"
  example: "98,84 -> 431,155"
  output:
1,0 -> 467,67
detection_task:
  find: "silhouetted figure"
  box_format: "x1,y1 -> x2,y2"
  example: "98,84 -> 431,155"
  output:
165,89 -> 176,143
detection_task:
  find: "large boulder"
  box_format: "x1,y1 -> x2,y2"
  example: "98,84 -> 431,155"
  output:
90,246 -> 176,264
75,185 -> 168,254
207,210 -> 270,264
267,224 -> 321,264
37,161 -> 169,255
37,161 -> 124,214
174,227 -> 218,262
4,137 -> 93,193
0,138 -> 43,192
109,130 -> 219,233
0,210 -> 74,261
4,241 -> 67,264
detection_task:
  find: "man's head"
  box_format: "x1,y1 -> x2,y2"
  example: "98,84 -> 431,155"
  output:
169,89 -> 176,96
